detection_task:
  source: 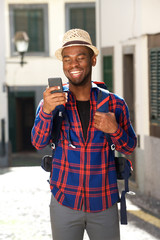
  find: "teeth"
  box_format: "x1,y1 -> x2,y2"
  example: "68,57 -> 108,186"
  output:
69,70 -> 83,78
71,71 -> 81,74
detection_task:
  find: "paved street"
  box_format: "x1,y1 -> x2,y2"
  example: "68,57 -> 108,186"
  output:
0,159 -> 160,240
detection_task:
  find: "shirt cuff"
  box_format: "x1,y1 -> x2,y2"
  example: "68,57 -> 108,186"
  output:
39,107 -> 52,121
110,124 -> 122,139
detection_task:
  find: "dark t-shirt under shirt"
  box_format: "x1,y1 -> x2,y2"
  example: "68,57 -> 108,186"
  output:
76,100 -> 90,141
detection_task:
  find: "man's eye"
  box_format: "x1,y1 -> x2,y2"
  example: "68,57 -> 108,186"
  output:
77,57 -> 85,61
63,58 -> 70,63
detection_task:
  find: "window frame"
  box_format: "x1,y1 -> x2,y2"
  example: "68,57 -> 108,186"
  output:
9,4 -> 49,56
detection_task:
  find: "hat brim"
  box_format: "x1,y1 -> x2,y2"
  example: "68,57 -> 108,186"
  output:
55,44 -> 99,61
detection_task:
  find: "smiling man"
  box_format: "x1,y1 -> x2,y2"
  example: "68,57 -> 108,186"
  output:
31,29 -> 137,240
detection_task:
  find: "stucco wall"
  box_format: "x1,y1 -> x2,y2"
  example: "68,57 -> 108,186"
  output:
142,0 -> 160,34
143,136 -> 160,199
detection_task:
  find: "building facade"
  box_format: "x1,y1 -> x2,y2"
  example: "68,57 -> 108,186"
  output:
5,0 -> 97,154
97,0 -> 160,200
3,0 -> 160,201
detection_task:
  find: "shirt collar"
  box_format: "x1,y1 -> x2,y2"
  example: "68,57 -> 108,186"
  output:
63,81 -> 99,92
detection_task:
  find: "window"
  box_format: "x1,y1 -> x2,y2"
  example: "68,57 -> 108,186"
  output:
103,56 -> 113,92
65,3 -> 96,45
9,4 -> 49,56
150,48 -> 160,124
148,34 -> 160,137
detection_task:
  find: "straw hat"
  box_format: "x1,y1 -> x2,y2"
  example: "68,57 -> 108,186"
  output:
55,29 -> 99,61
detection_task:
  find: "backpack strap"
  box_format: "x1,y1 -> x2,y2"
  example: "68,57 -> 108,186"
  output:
50,108 -> 64,152
50,105 -> 76,151
97,87 -> 110,112
96,86 -> 131,225
50,84 -> 76,149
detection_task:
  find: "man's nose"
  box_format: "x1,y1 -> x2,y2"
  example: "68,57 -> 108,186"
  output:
70,58 -> 79,67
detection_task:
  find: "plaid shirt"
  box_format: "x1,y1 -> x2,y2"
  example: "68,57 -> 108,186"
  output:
31,83 -> 137,212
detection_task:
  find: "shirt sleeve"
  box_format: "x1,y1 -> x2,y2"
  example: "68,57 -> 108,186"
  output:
31,100 -> 52,150
109,94 -> 137,155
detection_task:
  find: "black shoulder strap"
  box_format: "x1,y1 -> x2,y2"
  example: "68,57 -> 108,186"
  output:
50,105 -> 76,152
50,104 -> 66,153
50,110 -> 63,150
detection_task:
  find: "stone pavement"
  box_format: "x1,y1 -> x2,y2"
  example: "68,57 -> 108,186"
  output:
0,167 -> 51,240
0,163 -> 160,240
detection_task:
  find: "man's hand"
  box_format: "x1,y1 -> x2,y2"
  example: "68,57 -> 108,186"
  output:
42,86 -> 67,114
93,111 -> 118,134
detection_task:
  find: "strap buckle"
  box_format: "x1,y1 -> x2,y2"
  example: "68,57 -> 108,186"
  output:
127,191 -> 136,196
59,111 -> 63,117
111,144 -> 115,151
51,143 -> 55,150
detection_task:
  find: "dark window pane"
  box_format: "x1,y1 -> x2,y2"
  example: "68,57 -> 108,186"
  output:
103,56 -> 113,92
14,8 -> 44,52
70,7 -> 96,45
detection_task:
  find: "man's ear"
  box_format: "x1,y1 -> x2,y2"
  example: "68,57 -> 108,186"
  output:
92,55 -> 97,66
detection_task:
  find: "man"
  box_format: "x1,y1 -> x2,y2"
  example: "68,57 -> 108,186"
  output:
31,29 -> 137,240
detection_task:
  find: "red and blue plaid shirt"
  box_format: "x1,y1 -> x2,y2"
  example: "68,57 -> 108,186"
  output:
31,83 -> 137,212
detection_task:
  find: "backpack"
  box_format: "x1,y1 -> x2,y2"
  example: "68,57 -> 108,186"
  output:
41,81 -> 134,225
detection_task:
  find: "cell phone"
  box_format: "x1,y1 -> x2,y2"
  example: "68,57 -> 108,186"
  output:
48,77 -> 63,94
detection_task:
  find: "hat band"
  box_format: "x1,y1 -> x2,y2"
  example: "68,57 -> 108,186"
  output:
63,40 -> 91,47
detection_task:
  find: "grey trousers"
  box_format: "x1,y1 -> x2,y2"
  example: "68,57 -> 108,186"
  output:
50,194 -> 120,240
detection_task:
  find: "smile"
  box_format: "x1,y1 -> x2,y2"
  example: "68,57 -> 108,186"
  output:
70,70 -> 83,78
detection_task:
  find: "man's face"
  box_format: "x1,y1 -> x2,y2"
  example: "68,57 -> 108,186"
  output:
62,46 -> 96,87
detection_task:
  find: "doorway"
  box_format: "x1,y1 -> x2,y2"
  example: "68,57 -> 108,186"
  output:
123,54 -> 135,127
123,53 -> 136,181
8,91 -> 35,152
16,97 -> 35,151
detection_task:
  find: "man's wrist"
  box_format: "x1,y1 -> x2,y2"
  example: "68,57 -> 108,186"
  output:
42,107 -> 51,115
110,125 -> 121,138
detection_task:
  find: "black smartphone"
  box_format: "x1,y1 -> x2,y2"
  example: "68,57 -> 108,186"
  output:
48,77 -> 63,94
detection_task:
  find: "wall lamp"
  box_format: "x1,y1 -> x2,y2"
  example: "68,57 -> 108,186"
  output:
14,31 -> 29,67
7,31 -> 29,67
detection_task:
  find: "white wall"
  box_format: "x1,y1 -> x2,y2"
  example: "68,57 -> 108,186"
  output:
100,0 -> 142,46
144,136 -> 160,199
142,0 -> 160,34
